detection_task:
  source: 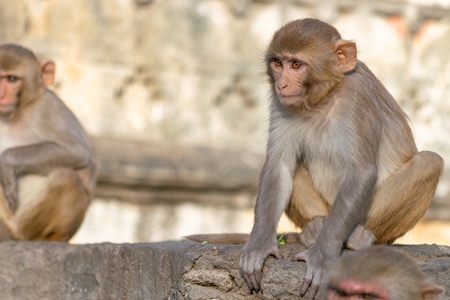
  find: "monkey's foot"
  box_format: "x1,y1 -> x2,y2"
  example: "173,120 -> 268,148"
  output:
0,221 -> 14,241
345,225 -> 376,250
299,216 -> 325,248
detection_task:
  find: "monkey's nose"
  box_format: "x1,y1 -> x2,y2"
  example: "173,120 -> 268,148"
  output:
277,84 -> 288,91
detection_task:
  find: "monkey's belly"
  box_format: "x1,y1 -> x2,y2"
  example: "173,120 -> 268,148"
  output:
307,164 -> 340,205
18,175 -> 50,207
0,175 -> 47,222
0,175 -> 49,224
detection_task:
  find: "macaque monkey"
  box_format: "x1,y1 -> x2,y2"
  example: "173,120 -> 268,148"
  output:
0,43 -> 95,242
189,18 -> 444,299
239,18 -> 444,299
325,246 -> 443,300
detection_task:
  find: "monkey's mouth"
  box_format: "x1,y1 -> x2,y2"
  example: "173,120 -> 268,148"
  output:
278,93 -> 305,105
0,102 -> 17,114
280,94 -> 303,98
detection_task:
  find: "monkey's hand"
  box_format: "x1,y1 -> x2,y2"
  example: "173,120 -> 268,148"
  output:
239,239 -> 282,293
0,163 -> 19,211
294,246 -> 336,300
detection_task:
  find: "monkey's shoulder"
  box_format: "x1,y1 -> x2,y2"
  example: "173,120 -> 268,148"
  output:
8,90 -> 89,145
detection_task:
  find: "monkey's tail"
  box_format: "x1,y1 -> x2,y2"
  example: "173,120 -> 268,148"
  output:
185,233 -> 250,244
184,232 -> 302,245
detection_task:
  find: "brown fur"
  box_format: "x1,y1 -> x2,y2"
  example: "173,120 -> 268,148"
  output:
235,18 -> 444,299
184,19 -> 443,299
0,43 -> 96,242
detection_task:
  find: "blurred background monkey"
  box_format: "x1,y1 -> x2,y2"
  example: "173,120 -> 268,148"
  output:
0,43 -> 95,242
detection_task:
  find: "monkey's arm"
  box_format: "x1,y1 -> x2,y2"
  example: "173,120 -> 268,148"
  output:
0,141 -> 91,210
295,161 -> 378,300
239,133 -> 298,292
0,92 -> 92,210
5,90 -> 92,174
1,141 -> 90,174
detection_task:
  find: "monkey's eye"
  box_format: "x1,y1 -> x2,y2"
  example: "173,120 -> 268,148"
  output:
271,59 -> 282,68
291,61 -> 303,70
6,75 -> 20,82
329,286 -> 348,297
361,293 -> 379,299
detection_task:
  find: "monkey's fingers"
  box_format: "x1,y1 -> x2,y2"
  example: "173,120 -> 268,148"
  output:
300,266 -> 313,296
270,248 -> 283,260
304,279 -> 320,300
293,250 -> 321,298
300,267 -> 321,300
4,188 -> 18,211
239,253 -> 263,292
293,250 -> 307,262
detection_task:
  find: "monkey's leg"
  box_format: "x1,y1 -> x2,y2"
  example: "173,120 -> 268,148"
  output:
285,166 -> 329,247
366,151 -> 444,244
288,167 -> 377,249
8,168 -> 89,241
0,221 -> 13,241
0,174 -> 49,240
287,167 -> 330,227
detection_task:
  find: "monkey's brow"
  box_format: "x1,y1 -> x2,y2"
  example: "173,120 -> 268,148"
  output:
0,75 -> 23,80
278,52 -> 305,61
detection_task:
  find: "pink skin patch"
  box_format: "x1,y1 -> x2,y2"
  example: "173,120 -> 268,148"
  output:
0,72 -> 22,114
327,278 -> 388,300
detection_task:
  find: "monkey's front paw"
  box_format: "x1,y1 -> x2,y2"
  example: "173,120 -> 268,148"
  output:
0,179 -> 18,212
0,162 -> 19,211
5,196 -> 18,211
239,243 -> 282,292
293,247 -> 330,300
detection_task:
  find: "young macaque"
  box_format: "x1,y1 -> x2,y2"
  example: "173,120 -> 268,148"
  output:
324,246 -> 443,300
188,18 -> 443,299
239,18 -> 443,299
0,43 -> 95,241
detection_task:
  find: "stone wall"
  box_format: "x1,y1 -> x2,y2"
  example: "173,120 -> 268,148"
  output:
0,241 -> 448,299
0,241 -> 450,300
1,0 -> 450,243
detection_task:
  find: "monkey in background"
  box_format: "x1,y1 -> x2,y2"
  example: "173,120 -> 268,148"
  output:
324,246 -> 443,300
0,43 -> 95,242
187,18 -> 443,299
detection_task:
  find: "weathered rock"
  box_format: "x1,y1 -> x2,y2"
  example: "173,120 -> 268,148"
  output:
0,241 -> 448,299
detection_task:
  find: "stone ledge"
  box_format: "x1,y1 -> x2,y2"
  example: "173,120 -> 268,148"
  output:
91,136 -> 261,207
0,241 -> 448,299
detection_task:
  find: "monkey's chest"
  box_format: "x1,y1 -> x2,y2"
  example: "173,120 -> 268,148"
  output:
298,129 -> 347,203
304,158 -> 342,204
0,123 -> 39,154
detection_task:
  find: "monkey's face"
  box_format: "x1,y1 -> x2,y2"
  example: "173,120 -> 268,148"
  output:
0,71 -> 23,115
268,55 -> 309,108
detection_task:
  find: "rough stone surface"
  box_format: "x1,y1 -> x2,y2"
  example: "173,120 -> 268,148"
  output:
1,0 -> 450,244
0,241 -> 448,299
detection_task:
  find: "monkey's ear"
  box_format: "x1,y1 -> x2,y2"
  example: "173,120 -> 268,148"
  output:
334,40 -> 357,74
40,60 -> 56,87
422,282 -> 443,300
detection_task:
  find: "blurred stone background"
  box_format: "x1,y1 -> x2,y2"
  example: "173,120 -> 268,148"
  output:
1,0 -> 450,245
